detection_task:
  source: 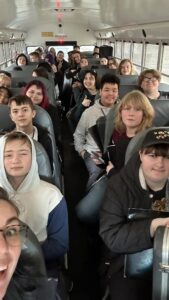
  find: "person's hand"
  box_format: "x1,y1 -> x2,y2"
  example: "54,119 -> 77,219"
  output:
51,64 -> 57,73
82,97 -> 91,107
150,217 -> 169,237
72,81 -> 82,88
106,161 -> 114,174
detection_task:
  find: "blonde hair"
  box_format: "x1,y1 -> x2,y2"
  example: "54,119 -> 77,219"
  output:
115,90 -> 154,134
118,58 -> 134,75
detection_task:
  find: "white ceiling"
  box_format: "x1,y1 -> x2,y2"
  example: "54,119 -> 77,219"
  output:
0,0 -> 169,35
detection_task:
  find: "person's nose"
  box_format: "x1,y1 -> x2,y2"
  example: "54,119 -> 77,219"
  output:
12,154 -> 21,164
128,108 -> 135,115
155,156 -> 165,166
18,110 -> 23,117
0,232 -> 8,253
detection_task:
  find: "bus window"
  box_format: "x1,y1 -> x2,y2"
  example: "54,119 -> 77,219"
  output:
161,44 -> 169,75
80,45 -> 95,52
132,42 -> 143,73
144,44 -> 159,69
27,46 -> 43,55
115,41 -> 122,59
124,42 -> 131,60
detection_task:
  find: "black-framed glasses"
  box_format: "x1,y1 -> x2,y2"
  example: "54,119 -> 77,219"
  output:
0,224 -> 28,246
143,77 -> 157,83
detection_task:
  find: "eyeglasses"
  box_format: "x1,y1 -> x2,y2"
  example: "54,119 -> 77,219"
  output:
0,224 -> 28,247
143,77 -> 158,83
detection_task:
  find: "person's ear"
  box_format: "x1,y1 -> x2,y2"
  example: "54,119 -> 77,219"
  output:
32,109 -> 36,119
139,150 -> 143,162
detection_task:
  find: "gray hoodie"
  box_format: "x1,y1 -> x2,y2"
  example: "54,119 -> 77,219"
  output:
74,99 -> 113,154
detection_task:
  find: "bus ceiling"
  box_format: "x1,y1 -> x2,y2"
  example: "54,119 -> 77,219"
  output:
0,0 -> 169,43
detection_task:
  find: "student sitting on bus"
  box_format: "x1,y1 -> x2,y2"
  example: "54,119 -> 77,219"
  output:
100,57 -> 108,66
0,186 -> 58,300
0,131 -> 68,264
73,45 -> 80,52
15,53 -> 29,67
6,95 -> 53,169
70,70 -> 99,130
29,51 -> 41,63
0,86 -> 12,104
108,57 -> 119,70
23,79 -> 61,149
138,69 -> 168,100
66,51 -> 81,83
44,52 -> 58,74
55,50 -> 70,95
0,187 -> 24,300
93,46 -> 100,55
0,73 -> 12,89
105,90 -> 154,176
56,50 -> 70,72
118,58 -> 137,75
74,74 -> 120,190
32,66 -> 49,80
100,127 -> 169,300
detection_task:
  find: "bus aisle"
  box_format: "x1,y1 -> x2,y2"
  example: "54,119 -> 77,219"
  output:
61,116 -> 102,300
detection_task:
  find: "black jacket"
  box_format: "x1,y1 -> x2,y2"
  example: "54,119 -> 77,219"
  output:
100,154 -> 159,274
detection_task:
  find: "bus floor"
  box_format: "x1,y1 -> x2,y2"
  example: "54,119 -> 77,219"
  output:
62,117 -> 103,300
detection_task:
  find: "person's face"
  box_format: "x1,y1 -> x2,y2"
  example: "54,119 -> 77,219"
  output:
10,102 -> 36,129
100,58 -> 108,65
0,77 -> 11,88
17,56 -> 27,66
0,88 -> 9,104
57,53 -> 64,61
100,83 -> 118,107
29,55 -> 39,63
121,105 -> 143,131
80,58 -> 88,68
26,85 -> 43,105
0,200 -> 21,299
120,62 -> 132,75
141,73 -> 159,94
108,60 -> 117,69
74,53 -> 81,64
139,150 -> 169,186
83,73 -> 96,90
4,140 -> 32,184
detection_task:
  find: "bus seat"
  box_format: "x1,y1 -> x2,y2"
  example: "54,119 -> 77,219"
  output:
92,65 -> 108,69
21,64 -> 39,72
11,74 -> 33,87
150,100 -> 169,126
0,104 -> 13,129
119,85 -> 139,99
34,105 -> 62,190
10,87 -> 22,96
0,104 -> 62,189
87,58 -> 100,64
34,140 -> 52,180
95,68 -> 117,81
117,75 -> 138,85
125,126 -> 169,165
81,52 -> 95,59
